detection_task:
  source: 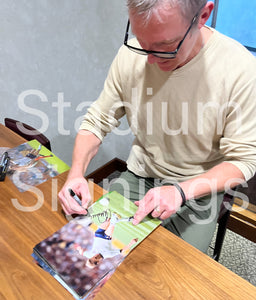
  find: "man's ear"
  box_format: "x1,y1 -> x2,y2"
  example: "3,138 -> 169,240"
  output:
198,1 -> 214,29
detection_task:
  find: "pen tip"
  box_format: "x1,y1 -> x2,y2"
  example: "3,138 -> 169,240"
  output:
68,188 -> 75,196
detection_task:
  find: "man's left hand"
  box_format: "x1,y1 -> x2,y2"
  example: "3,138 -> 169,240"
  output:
132,185 -> 183,225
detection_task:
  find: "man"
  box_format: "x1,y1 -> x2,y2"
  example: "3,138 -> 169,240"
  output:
59,0 -> 256,253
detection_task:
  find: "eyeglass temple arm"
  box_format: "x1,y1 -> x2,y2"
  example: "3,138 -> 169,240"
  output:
124,20 -> 130,44
176,13 -> 199,51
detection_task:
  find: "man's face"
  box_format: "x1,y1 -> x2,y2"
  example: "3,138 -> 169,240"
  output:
89,253 -> 103,266
129,5 -> 201,72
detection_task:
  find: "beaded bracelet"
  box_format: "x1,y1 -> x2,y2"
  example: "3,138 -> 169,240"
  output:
171,183 -> 186,206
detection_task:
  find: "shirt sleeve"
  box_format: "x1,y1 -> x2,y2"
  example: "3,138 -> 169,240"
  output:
219,74 -> 256,181
79,47 -> 126,141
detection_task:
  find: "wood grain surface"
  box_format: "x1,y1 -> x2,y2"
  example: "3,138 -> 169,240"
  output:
1,124 -> 255,300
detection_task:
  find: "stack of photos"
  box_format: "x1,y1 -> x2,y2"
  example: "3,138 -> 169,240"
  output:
32,191 -> 161,299
6,140 -> 70,192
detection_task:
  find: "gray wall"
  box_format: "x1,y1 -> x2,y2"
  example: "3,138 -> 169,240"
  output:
0,0 -> 133,174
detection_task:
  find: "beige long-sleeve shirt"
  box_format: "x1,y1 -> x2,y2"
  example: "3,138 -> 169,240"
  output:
80,28 -> 256,182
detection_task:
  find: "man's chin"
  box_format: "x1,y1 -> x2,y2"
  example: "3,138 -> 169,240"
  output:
157,62 -> 176,72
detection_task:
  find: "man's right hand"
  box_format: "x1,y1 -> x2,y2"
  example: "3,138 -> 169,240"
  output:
58,176 -> 92,215
58,129 -> 102,216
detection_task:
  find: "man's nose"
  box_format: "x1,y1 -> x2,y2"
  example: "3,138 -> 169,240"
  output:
147,54 -> 158,64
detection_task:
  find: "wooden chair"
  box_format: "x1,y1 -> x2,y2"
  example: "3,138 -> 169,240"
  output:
228,175 -> 256,243
213,180 -> 256,260
86,157 -> 236,261
212,192 -> 234,261
4,118 -> 51,151
85,158 -> 127,183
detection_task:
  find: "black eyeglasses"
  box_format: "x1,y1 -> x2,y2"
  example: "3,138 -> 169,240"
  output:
124,10 -> 201,59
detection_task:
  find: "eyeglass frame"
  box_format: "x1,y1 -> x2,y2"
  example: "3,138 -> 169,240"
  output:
124,8 -> 202,59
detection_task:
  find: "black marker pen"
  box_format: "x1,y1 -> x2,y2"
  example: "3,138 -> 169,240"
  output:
68,188 -> 82,206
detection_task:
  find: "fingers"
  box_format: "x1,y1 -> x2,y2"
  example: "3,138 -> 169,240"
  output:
151,205 -> 173,219
58,177 -> 91,215
132,191 -> 156,225
151,205 -> 162,218
159,210 -> 172,219
59,188 -> 87,215
132,186 -> 178,225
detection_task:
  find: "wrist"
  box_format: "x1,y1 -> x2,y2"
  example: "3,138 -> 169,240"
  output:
171,183 -> 186,206
67,167 -> 85,181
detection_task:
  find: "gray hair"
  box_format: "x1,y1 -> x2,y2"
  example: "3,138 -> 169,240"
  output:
127,0 -> 207,23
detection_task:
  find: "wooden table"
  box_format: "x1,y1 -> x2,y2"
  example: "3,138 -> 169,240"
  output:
1,124 -> 256,300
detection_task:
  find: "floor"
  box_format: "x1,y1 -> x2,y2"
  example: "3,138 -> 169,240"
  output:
208,227 -> 256,286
